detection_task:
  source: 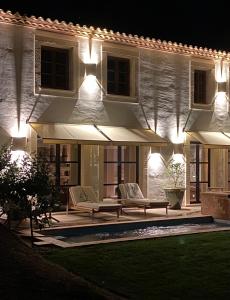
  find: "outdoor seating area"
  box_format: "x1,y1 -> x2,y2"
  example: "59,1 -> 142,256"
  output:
68,186 -> 122,218
119,183 -> 169,215
67,184 -> 169,218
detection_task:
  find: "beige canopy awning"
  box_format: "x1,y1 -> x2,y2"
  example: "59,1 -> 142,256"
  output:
30,123 -> 167,146
187,131 -> 230,148
30,123 -> 109,144
96,125 -> 167,146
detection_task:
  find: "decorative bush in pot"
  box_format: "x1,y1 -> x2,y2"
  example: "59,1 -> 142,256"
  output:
163,158 -> 185,210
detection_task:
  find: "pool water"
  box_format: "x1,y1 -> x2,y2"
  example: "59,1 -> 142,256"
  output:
40,216 -> 230,245
54,222 -> 224,243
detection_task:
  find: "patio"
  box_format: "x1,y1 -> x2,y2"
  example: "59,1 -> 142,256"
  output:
13,203 -> 202,232
10,203 -> 202,248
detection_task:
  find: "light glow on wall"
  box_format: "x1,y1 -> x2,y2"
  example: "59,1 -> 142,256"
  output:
81,74 -> 98,94
81,37 -> 99,65
214,92 -> 228,111
83,52 -> 99,65
10,122 -> 28,138
215,59 -> 228,83
214,60 -> 229,111
170,130 -> 185,144
148,153 -> 164,173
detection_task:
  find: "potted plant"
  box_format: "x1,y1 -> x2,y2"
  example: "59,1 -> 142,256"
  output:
163,158 -> 185,209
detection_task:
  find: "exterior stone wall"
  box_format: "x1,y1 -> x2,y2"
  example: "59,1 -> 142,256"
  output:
0,24 -> 35,138
201,192 -> 230,220
139,49 -> 189,201
0,23 -> 194,203
1,20 -> 229,204
139,49 -> 190,139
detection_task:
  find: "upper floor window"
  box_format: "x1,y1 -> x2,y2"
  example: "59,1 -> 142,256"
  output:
191,61 -> 215,108
41,46 -> 70,90
107,56 -> 130,96
194,70 -> 207,104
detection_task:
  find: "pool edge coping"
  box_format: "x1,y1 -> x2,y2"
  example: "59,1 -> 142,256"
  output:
31,215 -> 230,248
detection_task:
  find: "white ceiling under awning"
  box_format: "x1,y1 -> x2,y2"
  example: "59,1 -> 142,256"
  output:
97,125 -> 167,146
187,131 -> 230,148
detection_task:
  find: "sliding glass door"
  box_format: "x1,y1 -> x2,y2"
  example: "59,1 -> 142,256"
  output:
104,145 -> 139,198
190,142 -> 210,203
37,140 -> 81,205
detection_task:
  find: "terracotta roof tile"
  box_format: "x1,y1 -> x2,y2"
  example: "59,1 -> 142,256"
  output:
0,9 -> 229,59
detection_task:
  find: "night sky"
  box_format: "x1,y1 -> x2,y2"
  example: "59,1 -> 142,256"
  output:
0,0 -> 230,52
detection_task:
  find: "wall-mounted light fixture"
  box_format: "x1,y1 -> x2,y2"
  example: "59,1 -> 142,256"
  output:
217,82 -> 227,93
11,137 -> 27,151
215,59 -> 228,83
214,59 -> 229,112
173,143 -> 184,155
85,63 -> 97,77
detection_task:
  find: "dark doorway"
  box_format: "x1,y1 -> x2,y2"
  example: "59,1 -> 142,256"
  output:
190,142 -> 210,203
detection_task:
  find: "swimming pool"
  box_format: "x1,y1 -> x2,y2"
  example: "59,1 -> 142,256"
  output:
38,216 -> 230,247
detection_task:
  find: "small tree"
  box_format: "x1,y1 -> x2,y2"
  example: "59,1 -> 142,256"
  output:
0,145 -> 11,171
163,157 -> 185,209
0,146 -> 21,227
26,154 -> 60,220
0,145 -> 59,229
165,158 -> 185,188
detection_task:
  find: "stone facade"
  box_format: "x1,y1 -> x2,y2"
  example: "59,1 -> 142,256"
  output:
201,192 -> 230,220
0,10 -> 230,204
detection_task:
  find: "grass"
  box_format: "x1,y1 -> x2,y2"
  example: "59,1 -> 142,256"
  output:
0,224 -> 118,300
43,231 -> 230,300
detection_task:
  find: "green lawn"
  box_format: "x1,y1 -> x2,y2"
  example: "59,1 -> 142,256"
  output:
43,232 -> 230,300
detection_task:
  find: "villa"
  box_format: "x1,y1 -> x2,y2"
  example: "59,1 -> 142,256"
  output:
1,9 -> 230,215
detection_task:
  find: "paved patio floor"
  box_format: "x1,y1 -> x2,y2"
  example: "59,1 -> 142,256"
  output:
0,204 -> 209,248
10,203 -> 201,231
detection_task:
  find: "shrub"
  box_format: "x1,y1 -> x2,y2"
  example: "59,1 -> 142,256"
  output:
0,145 -> 59,228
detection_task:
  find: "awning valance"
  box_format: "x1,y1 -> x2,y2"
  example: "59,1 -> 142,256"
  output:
30,123 -> 167,146
96,125 -> 167,146
187,131 -> 230,148
30,123 -> 109,144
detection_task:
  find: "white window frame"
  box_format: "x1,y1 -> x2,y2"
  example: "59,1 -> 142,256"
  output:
35,31 -> 79,98
190,58 -> 215,110
101,43 -> 138,103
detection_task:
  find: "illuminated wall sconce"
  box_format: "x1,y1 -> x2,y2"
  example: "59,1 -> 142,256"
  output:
85,63 -> 97,76
173,143 -> 184,154
11,137 -> 27,151
151,146 -> 161,154
217,82 -> 227,93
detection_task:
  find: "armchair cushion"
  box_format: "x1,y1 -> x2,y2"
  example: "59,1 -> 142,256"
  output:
125,183 -> 144,199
